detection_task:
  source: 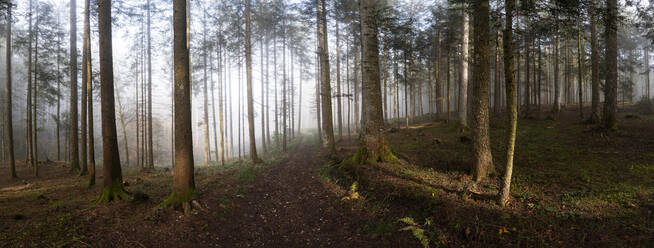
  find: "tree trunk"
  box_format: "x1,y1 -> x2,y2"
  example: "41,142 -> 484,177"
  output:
6,5 -> 16,178
32,6 -> 39,176
603,0 -> 618,130
80,0 -> 89,176
577,18 -> 584,119
471,0 -> 493,182
84,0 -> 95,183
211,44 -> 220,163
203,12 -> 211,165
245,0 -> 260,162
499,0 -> 517,207
282,27 -> 287,152
260,32 -> 266,152
56,13 -> 61,161
589,8 -> 600,122
26,0 -> 33,170
165,0 -> 196,212
146,0 -> 154,168
317,0 -> 335,153
69,0 -> 79,172
552,16 -> 561,115
459,1 -> 469,126
336,22 -> 342,139
358,0 -> 395,164
96,0 -> 127,202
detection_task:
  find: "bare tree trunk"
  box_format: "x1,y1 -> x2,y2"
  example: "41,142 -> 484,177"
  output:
69,0 -> 79,172
336,21 -> 342,139
446,47 -> 451,122
589,7 -> 600,123
646,46 -> 650,101
552,15 -> 561,115
245,0 -> 260,162
459,1 -> 469,126
603,0 -> 618,130
84,0 -> 95,184
260,32 -> 266,152
32,6 -> 39,176
115,84 -> 129,168
577,18 -> 584,119
146,0 -> 153,168
282,27 -> 287,152
218,46 -> 225,165
80,0 -> 89,176
97,0 -> 127,202
165,0 -> 196,212
6,5 -> 16,178
211,44 -> 219,163
359,0 -> 394,163
202,12 -> 211,166
56,13 -> 61,161
26,0 -> 33,170
499,0 -> 517,207
317,0 -> 335,153
471,0 -> 493,182
347,42 -> 351,135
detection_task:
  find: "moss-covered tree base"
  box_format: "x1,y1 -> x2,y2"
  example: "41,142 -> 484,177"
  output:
353,140 -> 398,165
161,190 -> 197,214
95,181 -> 129,203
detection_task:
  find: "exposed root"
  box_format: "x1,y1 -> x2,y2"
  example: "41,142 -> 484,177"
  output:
161,190 -> 197,215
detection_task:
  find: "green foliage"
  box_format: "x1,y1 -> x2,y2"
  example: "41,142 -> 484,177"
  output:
399,217 -> 431,248
238,167 -> 260,183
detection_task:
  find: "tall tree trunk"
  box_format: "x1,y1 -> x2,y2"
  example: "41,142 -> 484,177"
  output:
32,6 -> 39,176
165,0 -> 196,212
56,12 -> 61,161
6,5 -> 16,178
282,28 -> 287,152
69,0 -> 79,172
359,0 -> 394,163
552,16 -> 561,115
459,1 -> 469,126
260,32 -> 266,152
115,84 -> 129,168
603,0 -> 618,130
589,8 -> 600,122
446,46 -> 451,122
80,0 -> 89,176
26,0 -> 33,170
245,0 -> 260,161
218,46 -> 225,165
645,46 -> 650,101
317,0 -> 335,153
577,18 -> 584,119
211,44 -> 220,163
336,21 -> 342,139
84,0 -> 95,183
203,12 -> 211,165
96,0 -> 127,202
471,0 -> 493,182
499,0 -> 517,207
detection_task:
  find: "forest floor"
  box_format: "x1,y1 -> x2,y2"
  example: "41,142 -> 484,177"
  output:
1,103 -> 653,247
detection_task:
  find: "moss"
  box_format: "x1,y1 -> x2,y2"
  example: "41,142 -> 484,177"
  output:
353,141 -> 399,165
95,181 -> 129,203
160,189 -> 196,209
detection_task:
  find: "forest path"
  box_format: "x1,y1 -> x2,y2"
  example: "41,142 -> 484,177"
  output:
204,136 -> 389,247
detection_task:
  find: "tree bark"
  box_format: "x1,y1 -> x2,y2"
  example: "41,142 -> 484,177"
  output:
471,0 -> 493,182
245,0 -> 260,162
166,0 -> 196,212
6,5 -> 16,178
69,0 -> 79,172
80,0 -> 89,176
358,0 -> 395,164
97,0 -> 127,202
577,18 -> 584,119
603,0 -> 618,130
84,0 -> 95,184
589,7 -> 600,122
459,1 -> 469,126
499,0 -> 517,207
317,0 -> 335,153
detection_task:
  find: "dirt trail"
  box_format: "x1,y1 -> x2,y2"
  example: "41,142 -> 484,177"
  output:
205,137 -> 397,247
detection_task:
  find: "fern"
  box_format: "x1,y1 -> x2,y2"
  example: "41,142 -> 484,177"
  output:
398,217 -> 430,248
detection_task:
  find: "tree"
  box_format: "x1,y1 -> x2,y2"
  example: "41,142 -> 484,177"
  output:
84,0 -> 95,185
603,0 -> 618,130
358,0 -> 395,164
96,0 -> 127,202
80,0 -> 89,176
317,0 -> 335,153
5,2 -> 16,178
69,0 -> 79,172
146,0 -> 154,169
164,0 -> 196,213
588,2 -> 600,123
459,0 -> 469,127
245,0 -> 260,162
499,0 -> 517,207
471,0 -> 493,182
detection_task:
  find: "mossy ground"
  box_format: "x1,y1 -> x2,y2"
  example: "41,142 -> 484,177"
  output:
323,105 -> 654,247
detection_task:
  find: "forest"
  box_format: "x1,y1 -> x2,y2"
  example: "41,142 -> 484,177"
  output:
0,0 -> 653,247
